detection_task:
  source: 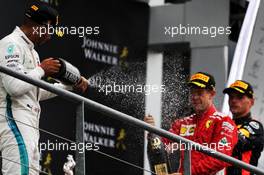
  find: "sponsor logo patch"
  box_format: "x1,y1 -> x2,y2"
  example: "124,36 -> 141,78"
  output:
6,63 -> 18,68
190,73 -> 209,82
213,111 -> 225,118
219,137 -> 229,146
206,120 -> 213,128
222,121 -> 234,131
180,124 -> 196,136
249,121 -> 260,129
230,80 -> 248,90
239,128 -> 250,138
5,54 -> 19,59
31,5 -> 39,11
244,125 -> 255,135
7,44 -> 15,55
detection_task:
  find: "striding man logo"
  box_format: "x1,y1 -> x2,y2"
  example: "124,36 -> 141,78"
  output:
116,128 -> 126,150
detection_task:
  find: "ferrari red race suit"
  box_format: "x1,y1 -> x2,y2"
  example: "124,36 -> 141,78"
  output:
162,105 -> 238,175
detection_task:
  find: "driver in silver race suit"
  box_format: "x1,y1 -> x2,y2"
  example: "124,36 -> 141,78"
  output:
0,1 -> 88,175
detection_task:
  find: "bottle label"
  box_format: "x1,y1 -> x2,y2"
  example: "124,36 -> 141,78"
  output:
154,163 -> 168,175
151,136 -> 162,150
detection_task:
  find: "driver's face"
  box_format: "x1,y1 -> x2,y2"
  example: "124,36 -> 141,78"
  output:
190,88 -> 214,113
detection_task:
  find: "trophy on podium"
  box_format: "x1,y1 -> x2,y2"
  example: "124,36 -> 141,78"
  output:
147,134 -> 169,175
147,133 -> 181,175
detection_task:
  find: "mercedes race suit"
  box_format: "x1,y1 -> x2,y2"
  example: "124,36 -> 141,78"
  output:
0,27 -> 68,175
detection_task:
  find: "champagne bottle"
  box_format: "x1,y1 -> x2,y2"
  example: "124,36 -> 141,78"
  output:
51,58 -> 81,85
147,133 -> 169,175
